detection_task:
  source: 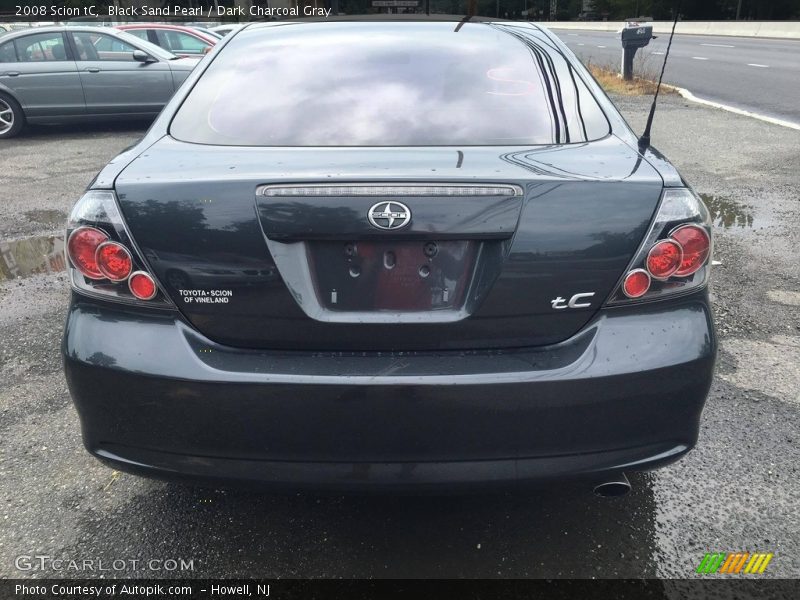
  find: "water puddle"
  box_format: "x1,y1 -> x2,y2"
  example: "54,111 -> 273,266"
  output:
0,235 -> 66,282
699,194 -> 756,231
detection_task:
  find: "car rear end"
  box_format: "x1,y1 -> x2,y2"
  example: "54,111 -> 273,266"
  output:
62,20 -> 716,490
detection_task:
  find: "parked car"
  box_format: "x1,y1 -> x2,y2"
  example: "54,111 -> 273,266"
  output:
209,24 -> 240,37
116,24 -> 217,57
189,26 -> 223,41
0,26 -> 199,139
62,19 -> 716,492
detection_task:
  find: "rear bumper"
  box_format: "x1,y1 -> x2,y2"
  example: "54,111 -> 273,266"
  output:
63,292 -> 716,490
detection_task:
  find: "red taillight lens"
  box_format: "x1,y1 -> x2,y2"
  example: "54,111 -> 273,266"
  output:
623,269 -> 651,298
95,242 -> 132,281
646,239 -> 683,279
670,225 -> 710,276
129,271 -> 157,300
67,227 -> 108,280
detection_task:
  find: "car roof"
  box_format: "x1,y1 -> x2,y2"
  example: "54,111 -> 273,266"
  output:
239,14 -> 542,30
119,23 -> 193,30
117,23 -> 216,40
118,23 -> 209,33
235,16 -> 549,39
0,25 -> 125,41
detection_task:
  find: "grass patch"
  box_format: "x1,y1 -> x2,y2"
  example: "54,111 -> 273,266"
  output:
587,62 -> 671,96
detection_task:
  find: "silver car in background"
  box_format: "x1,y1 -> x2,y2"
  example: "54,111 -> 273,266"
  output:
0,26 -> 199,139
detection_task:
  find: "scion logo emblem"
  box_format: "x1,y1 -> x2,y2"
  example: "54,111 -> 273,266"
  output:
368,201 -> 412,231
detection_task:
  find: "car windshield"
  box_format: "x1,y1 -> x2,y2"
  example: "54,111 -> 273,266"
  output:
114,29 -> 176,60
170,22 -> 610,147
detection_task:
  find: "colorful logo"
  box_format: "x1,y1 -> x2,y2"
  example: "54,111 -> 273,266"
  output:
696,552 -> 773,574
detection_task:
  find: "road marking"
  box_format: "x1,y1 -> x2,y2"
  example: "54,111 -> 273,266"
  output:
691,56 -> 709,60
747,63 -> 769,68
567,33 -> 578,36
652,51 -> 664,55
701,43 -> 735,48
668,85 -> 800,131
578,43 -> 585,46
597,45 -> 606,48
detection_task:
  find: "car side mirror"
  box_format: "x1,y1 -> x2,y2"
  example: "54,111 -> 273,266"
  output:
133,50 -> 154,63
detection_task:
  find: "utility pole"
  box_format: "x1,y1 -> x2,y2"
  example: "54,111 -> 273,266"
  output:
736,0 -> 743,20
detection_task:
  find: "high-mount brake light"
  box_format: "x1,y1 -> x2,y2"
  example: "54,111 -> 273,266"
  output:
623,269 -> 651,298
128,271 -> 157,301
670,224 -> 710,277
95,241 -> 133,282
259,184 -> 523,197
67,227 -> 108,280
646,239 -> 683,280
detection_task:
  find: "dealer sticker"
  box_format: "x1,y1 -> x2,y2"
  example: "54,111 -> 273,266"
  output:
178,289 -> 232,304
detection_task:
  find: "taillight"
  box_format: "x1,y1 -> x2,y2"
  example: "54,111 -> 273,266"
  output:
671,224 -> 710,277
129,271 -> 157,300
66,190 -> 171,307
96,241 -> 132,281
67,227 -> 108,280
646,239 -> 682,280
607,188 -> 712,305
623,269 -> 650,298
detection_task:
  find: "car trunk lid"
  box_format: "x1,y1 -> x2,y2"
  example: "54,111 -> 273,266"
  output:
114,136 -> 664,351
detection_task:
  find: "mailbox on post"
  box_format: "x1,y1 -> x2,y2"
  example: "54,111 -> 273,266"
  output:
620,20 -> 654,80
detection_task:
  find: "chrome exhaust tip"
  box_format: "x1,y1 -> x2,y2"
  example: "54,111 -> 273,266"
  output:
592,473 -> 631,497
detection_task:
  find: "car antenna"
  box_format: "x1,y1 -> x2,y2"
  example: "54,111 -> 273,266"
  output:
455,0 -> 477,32
638,1 -> 681,153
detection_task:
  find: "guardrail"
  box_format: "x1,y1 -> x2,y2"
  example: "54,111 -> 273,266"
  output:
546,21 -> 800,39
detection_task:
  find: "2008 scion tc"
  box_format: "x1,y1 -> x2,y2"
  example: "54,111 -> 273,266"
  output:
62,19 -> 716,493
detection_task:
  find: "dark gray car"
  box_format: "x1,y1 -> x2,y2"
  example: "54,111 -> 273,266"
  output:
0,26 -> 199,138
62,19 -> 716,493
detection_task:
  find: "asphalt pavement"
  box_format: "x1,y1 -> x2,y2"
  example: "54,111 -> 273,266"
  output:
1,98 -> 799,580
551,29 -> 800,124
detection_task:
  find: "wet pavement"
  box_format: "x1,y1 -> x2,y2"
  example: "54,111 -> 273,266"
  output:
1,96 -> 799,580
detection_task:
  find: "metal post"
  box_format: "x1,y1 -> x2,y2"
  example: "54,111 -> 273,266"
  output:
622,47 -> 635,80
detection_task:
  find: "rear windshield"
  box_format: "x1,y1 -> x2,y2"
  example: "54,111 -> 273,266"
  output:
170,22 -> 610,147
